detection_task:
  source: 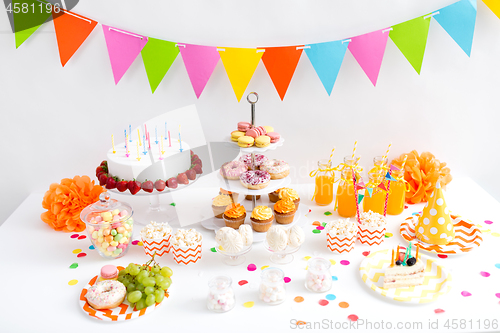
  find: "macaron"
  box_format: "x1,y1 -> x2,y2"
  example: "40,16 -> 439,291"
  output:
237,122 -> 252,132
246,126 -> 266,138
238,136 -> 255,148
255,135 -> 271,148
266,132 -> 280,143
263,126 -> 274,133
100,265 -> 118,279
231,130 -> 245,142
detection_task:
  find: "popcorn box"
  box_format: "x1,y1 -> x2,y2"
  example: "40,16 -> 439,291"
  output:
357,225 -> 386,246
327,233 -> 356,253
171,240 -> 202,265
142,234 -> 171,257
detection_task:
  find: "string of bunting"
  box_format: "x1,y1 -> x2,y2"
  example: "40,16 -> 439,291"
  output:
8,0 -> 497,101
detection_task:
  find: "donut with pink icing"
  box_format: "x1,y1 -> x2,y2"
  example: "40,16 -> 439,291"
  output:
86,280 -> 126,310
240,170 -> 271,190
239,154 -> 268,170
260,159 -> 290,179
220,161 -> 248,180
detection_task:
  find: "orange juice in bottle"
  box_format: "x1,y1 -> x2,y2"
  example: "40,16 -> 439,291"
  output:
314,160 -> 335,206
387,169 -> 405,215
336,156 -> 360,218
363,172 -> 386,215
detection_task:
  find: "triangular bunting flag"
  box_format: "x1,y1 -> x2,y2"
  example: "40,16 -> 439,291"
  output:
357,180 -> 366,188
355,184 -> 365,191
358,194 -> 365,204
483,0 -> 500,19
389,15 -> 431,74
219,47 -> 263,102
261,46 -> 303,100
433,0 -> 477,56
304,40 -> 349,95
378,182 -> 387,191
13,0 -> 52,48
385,172 -> 397,181
367,188 -> 374,198
52,10 -> 97,67
102,25 -> 148,85
141,38 -> 179,93
179,44 -> 220,98
390,164 -> 400,172
348,28 -> 390,86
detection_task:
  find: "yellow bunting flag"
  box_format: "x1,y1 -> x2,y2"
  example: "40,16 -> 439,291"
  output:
218,47 -> 263,102
483,0 -> 500,19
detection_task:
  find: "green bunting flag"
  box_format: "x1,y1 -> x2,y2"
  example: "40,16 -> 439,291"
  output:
141,38 -> 179,93
358,194 -> 365,204
13,0 -> 53,48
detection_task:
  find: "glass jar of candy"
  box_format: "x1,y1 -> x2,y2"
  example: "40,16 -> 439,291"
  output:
259,267 -> 286,305
207,276 -> 235,312
305,257 -> 332,292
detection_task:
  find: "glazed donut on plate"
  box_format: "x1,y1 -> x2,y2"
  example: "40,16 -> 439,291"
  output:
240,170 -> 271,190
220,161 -> 247,180
86,280 -> 126,310
260,159 -> 290,179
239,154 -> 268,170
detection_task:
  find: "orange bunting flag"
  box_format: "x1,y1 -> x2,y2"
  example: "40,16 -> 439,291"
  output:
261,46 -> 303,100
52,10 -> 97,67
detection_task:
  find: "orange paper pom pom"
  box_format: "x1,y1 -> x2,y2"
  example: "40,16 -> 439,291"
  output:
391,151 -> 452,204
41,175 -> 105,232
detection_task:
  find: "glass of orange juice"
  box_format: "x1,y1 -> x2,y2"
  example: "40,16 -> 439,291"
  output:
314,159 -> 334,206
363,171 -> 386,215
336,156 -> 360,218
387,169 -> 405,215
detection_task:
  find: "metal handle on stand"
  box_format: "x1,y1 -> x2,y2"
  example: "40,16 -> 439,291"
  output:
247,92 -> 259,210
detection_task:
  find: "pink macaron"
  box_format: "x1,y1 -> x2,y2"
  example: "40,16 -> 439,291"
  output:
246,126 -> 267,138
237,122 -> 252,132
100,265 -> 118,279
267,132 -> 280,143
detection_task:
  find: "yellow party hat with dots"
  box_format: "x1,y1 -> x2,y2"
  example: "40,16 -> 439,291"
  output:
415,181 -> 455,245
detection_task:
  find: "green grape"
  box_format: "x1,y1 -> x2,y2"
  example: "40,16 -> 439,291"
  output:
145,294 -> 156,307
149,270 -> 156,277
163,277 -> 172,285
129,266 -> 140,276
136,275 -> 144,284
136,299 -> 146,310
127,283 -> 136,292
152,265 -> 160,274
158,279 -> 171,290
160,266 -> 173,277
154,290 -> 164,303
118,269 -> 127,277
144,286 -> 155,295
117,276 -> 125,283
143,277 -> 156,287
137,270 -> 149,281
155,275 -> 165,284
135,283 -> 145,292
142,292 -> 148,300
127,290 -> 142,303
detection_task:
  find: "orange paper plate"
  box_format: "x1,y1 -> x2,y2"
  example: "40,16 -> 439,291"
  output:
400,214 -> 482,255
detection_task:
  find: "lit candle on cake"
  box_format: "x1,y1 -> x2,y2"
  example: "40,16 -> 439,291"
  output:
178,125 -> 183,152
129,125 -> 132,142
155,126 -> 158,144
168,130 -> 171,147
125,135 -> 130,157
112,135 -> 116,154
136,142 -> 141,161
137,129 -> 142,146
161,135 -> 165,154
124,129 -> 127,147
147,132 -> 151,150
143,135 -> 147,155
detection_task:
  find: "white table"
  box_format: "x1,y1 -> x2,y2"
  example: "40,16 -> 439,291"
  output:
0,177 -> 499,332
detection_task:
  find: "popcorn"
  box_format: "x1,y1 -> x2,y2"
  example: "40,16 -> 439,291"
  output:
140,221 -> 172,240
359,211 -> 387,227
325,218 -> 358,238
171,228 -> 202,247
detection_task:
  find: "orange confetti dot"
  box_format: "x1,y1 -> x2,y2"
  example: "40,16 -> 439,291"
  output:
312,221 -> 321,226
339,302 -> 349,308
72,249 -> 82,254
294,296 -> 304,303
297,321 -> 307,326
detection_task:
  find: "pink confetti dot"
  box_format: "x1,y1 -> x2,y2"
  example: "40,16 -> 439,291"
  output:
77,253 -> 87,258
77,235 -> 86,240
340,260 -> 350,266
484,220 -> 493,225
318,299 -> 329,306
495,293 -> 500,299
461,291 -> 472,297
437,254 -> 448,259
348,315 -> 358,322
434,309 -> 445,314
238,280 -> 248,286
316,226 -> 325,230
132,240 -> 139,245
308,209 -> 311,213
404,205 -> 408,209
247,264 -> 257,271
70,234 -> 79,239
480,271 -> 490,277
284,277 -> 291,283
362,251 -> 370,257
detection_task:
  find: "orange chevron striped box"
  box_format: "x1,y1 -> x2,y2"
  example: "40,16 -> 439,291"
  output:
142,234 -> 171,257
327,233 -> 356,253
358,225 -> 386,246
171,242 -> 202,265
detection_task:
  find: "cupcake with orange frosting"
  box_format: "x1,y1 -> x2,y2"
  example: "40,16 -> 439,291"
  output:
274,198 -> 296,224
279,188 -> 300,210
220,188 -> 239,202
212,194 -> 233,218
250,205 -> 274,232
223,203 -> 247,229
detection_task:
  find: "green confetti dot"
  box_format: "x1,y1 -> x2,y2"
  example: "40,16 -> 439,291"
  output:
170,203 -> 176,206
312,229 -> 321,234
210,247 -> 217,252
385,232 -> 393,238
69,263 -> 78,269
321,222 -> 327,227
324,211 -> 332,216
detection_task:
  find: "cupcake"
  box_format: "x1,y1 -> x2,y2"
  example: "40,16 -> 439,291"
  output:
278,188 -> 300,210
223,203 -> 247,229
250,205 -> 274,232
245,195 -> 261,200
212,194 -> 233,218
219,188 -> 239,202
274,198 -> 296,224
268,189 -> 280,203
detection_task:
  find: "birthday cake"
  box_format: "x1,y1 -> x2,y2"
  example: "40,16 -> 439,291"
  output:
383,244 -> 424,289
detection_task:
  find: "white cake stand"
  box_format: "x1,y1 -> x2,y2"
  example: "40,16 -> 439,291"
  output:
263,239 -> 301,265
215,245 -> 252,266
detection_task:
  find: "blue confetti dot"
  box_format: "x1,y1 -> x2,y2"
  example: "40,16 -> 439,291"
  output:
412,212 -> 419,216
325,294 -> 336,301
332,276 -> 338,281
495,263 -> 500,269
89,245 -> 95,250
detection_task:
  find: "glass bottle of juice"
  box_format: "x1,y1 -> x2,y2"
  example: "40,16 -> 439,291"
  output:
314,159 -> 334,206
336,156 -> 360,218
387,169 -> 405,215
363,157 -> 387,215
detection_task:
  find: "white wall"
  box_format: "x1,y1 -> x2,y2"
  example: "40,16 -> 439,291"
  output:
1,0 -> 500,224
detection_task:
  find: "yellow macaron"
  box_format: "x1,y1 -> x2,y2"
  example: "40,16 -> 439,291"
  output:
231,130 -> 246,142
255,135 -> 271,148
263,126 -> 274,133
238,136 -> 255,148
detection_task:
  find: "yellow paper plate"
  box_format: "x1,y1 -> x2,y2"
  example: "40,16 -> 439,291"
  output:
359,249 -> 452,303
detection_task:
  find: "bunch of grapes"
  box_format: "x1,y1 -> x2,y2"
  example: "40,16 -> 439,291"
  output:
117,257 -> 173,310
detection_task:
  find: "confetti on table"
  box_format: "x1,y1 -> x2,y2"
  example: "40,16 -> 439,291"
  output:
480,271 -> 490,277
332,276 -> 338,281
284,277 -> 291,283
77,253 -> 87,258
434,309 -> 445,314
294,296 -> 304,303
312,221 -> 321,226
329,259 -> 336,265
325,294 -> 336,301
348,314 -> 359,322
312,229 -> 321,234
89,245 -> 95,250
308,209 -> 311,213
72,249 -> 82,254
412,212 -> 419,216
491,232 -> 500,237
303,256 -> 311,261
77,235 -> 86,240
137,242 -> 143,246
316,226 -> 325,231
69,263 -> 78,269
362,251 -> 370,256
404,205 -> 408,209
339,302 -> 349,308
170,203 -> 176,206
261,265 -> 269,270
437,254 -> 448,259
132,240 -> 139,245
484,220 -> 493,225
247,264 -> 257,271
210,247 -> 216,252
318,300 -> 329,306
496,264 -> 500,269
70,234 -> 79,239
324,211 -> 332,216
68,279 -> 78,286
238,280 -> 248,286
297,321 -> 307,326
495,293 -> 500,299
461,291 -> 472,297
243,301 -> 254,308
384,232 -> 393,238
321,222 -> 327,227
340,260 -> 350,266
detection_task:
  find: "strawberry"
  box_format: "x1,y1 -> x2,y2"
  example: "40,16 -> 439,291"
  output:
106,177 -> 117,189
100,160 -> 108,167
96,166 -> 104,176
116,180 -> 128,192
128,180 -> 141,195
142,180 -> 154,193
99,173 -> 108,186
190,150 -> 194,157
154,179 -> 166,192
193,164 -> 203,174
192,158 -> 202,167
186,169 -> 196,180
176,173 -> 189,185
167,177 -> 178,189
191,154 -> 198,161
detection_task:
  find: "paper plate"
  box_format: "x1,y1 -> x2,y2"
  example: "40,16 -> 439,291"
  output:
359,249 -> 452,303
79,272 -> 164,321
400,214 -> 483,255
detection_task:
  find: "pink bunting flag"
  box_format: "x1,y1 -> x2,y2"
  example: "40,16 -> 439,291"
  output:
348,28 -> 390,86
102,25 -> 148,84
179,44 -> 220,98
390,164 -> 400,171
